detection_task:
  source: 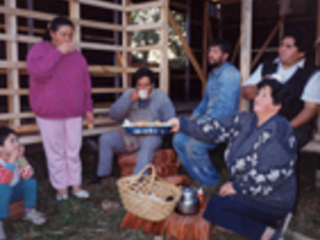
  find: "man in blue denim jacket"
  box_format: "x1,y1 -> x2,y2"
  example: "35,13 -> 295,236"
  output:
173,39 -> 241,187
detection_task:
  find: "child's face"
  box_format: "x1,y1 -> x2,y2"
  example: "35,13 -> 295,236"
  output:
0,133 -> 20,158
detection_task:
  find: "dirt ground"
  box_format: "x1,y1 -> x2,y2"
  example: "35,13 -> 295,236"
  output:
4,141 -> 320,240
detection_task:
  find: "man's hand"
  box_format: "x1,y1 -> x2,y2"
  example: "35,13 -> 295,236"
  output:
57,42 -> 75,54
241,85 -> 258,100
290,101 -> 318,129
190,116 -> 195,121
219,182 -> 237,197
130,91 -> 139,103
168,118 -> 180,132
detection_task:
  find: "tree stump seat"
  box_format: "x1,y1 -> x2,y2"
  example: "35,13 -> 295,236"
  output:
118,149 -> 179,177
8,200 -> 24,220
121,205 -> 210,240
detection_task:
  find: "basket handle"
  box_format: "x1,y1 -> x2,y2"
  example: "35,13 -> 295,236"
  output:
136,164 -> 157,192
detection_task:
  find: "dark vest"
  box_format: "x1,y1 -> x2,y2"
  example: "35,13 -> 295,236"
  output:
261,60 -> 315,121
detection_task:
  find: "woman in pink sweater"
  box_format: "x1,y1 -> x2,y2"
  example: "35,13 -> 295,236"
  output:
27,17 -> 94,201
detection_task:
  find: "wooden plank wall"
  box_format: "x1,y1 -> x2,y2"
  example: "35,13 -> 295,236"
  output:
0,0 -> 169,145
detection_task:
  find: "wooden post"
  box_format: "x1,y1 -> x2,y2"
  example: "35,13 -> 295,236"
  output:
168,11 -> 206,94
202,0 -> 209,78
317,0 -> 320,137
5,0 -> 20,127
316,0 -> 320,66
122,0 -> 129,89
239,0 -> 252,111
159,0 -> 169,94
69,0 -> 81,48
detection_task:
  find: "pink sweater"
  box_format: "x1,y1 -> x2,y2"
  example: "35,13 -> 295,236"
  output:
27,41 -> 93,119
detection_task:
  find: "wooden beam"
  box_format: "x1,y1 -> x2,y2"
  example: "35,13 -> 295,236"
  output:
122,0 -> 129,89
159,0 -> 169,94
239,0 -> 252,111
317,0 -> 320,136
125,1 -> 164,12
5,0 -> 20,127
79,42 -> 123,52
19,126 -> 121,145
250,18 -> 283,70
202,0 -> 209,78
69,0 -> 81,48
316,0 -> 320,66
252,47 -> 278,53
168,11 -> 206,93
0,6 -> 123,32
127,45 -> 161,52
231,36 -> 240,63
77,0 -> 123,11
126,22 -> 163,32
170,1 -> 189,11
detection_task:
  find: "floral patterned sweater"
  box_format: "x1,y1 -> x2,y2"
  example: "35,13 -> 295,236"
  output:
179,112 -> 297,210
0,156 -> 34,186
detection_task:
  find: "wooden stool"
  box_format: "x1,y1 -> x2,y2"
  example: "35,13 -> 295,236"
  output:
121,206 -> 209,240
121,175 -> 212,240
8,200 -> 24,220
118,149 -> 179,177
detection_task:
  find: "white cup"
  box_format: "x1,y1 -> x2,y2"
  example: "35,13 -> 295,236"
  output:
138,90 -> 148,100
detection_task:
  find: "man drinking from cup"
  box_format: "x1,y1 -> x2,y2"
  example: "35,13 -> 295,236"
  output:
95,68 -> 175,181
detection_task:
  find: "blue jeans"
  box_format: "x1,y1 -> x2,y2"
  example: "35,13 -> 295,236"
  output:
98,131 -> 162,177
204,195 -> 289,240
0,178 -> 37,220
173,133 -> 220,187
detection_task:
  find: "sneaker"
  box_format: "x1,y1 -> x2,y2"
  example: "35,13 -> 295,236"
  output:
72,190 -> 89,199
23,209 -> 46,225
56,194 -> 69,201
0,221 -> 6,240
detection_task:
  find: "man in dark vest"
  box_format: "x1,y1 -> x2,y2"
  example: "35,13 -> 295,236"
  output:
242,28 -> 318,149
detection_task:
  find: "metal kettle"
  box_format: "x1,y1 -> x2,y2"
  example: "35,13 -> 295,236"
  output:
176,187 -> 200,215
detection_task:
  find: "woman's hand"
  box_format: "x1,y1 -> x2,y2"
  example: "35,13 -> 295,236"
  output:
219,182 -> 237,197
168,118 -> 180,132
85,112 -> 94,128
57,42 -> 75,54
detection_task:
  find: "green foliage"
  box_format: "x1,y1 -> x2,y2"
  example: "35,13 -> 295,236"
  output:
130,9 -> 186,66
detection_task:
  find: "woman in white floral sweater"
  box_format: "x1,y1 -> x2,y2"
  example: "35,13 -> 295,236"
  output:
169,79 -> 296,240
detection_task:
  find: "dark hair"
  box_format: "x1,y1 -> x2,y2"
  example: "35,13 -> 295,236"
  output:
43,16 -> 74,41
257,78 -> 293,106
282,27 -> 312,53
0,127 -> 17,146
132,68 -> 156,86
209,39 -> 232,55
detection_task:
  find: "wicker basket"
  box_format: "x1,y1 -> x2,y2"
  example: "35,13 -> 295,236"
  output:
117,164 -> 182,222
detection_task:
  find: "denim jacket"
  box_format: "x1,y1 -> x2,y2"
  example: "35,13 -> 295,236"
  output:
192,61 -> 241,120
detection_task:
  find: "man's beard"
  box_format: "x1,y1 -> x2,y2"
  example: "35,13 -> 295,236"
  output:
208,59 -> 223,69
